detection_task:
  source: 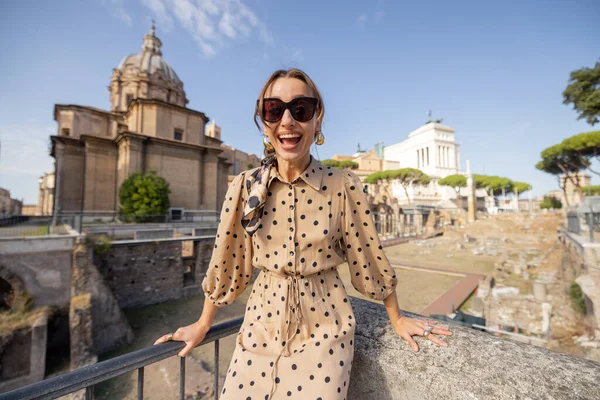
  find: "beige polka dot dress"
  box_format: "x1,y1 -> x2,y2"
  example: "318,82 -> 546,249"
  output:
201,156 -> 398,400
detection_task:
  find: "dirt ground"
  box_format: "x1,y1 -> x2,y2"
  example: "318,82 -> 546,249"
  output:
94,213 -> 597,399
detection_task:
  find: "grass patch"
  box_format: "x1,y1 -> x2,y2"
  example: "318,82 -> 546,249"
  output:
22,225 -> 49,236
0,307 -> 52,335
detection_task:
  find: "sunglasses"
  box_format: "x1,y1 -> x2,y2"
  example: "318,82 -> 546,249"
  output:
259,97 -> 319,123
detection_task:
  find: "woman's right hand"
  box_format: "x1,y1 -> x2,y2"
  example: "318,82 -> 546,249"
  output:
154,321 -> 210,357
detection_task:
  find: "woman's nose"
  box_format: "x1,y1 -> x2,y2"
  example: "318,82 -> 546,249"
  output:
280,108 -> 295,127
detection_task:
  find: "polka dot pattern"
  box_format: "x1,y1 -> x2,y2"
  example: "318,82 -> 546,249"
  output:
202,157 -> 397,399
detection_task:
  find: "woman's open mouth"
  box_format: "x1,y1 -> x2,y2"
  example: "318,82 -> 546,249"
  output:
277,133 -> 303,150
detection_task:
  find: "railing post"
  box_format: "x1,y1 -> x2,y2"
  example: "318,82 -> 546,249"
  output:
214,339 -> 220,400
85,386 -> 94,400
179,357 -> 185,400
137,367 -> 144,400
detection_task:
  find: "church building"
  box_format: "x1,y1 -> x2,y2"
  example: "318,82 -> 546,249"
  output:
50,25 -> 257,218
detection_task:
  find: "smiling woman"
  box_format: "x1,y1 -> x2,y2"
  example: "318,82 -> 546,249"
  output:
154,68 -> 452,399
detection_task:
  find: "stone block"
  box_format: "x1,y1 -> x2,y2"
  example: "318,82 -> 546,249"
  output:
348,298 -> 600,400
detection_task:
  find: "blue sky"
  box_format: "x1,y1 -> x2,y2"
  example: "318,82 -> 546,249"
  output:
0,0 -> 598,204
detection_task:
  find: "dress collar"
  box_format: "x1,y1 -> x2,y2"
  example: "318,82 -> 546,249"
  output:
268,155 -> 324,191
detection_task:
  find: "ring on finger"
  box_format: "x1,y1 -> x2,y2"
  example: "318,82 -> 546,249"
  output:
423,329 -> 431,339
166,333 -> 174,341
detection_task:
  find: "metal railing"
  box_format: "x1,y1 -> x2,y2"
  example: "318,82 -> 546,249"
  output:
0,216 -> 53,237
0,317 -> 243,400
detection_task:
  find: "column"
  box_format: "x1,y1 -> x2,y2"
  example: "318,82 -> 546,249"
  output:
202,150 -> 220,211
466,159 -> 476,222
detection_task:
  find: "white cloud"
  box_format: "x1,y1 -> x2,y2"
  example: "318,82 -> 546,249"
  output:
0,124 -> 55,203
102,0 -> 133,26
105,0 -> 272,57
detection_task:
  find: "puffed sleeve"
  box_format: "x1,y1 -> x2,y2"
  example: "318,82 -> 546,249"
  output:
340,171 -> 397,301
201,171 -> 254,307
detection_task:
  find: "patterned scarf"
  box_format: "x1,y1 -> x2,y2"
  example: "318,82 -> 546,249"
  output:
241,154 -> 277,235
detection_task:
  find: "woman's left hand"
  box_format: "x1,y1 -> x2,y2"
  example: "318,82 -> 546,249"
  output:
391,315 -> 452,352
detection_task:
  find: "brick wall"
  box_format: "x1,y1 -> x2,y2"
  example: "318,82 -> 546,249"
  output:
93,237 -> 215,309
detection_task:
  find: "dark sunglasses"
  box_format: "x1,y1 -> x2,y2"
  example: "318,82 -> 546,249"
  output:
259,97 -> 319,123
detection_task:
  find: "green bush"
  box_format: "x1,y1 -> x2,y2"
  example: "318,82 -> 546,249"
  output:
118,170 -> 171,222
94,234 -> 112,255
568,282 -> 587,315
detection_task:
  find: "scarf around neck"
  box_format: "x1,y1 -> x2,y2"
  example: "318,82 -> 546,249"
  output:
241,154 -> 277,235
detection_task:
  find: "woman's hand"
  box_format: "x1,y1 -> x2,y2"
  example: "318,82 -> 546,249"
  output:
391,314 -> 452,352
154,321 -> 210,357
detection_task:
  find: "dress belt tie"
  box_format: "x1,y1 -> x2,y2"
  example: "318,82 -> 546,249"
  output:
268,273 -> 304,398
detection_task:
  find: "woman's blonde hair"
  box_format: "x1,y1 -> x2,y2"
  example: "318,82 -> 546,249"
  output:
254,68 -> 325,158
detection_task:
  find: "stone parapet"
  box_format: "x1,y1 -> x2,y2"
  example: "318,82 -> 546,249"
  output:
348,298 -> 600,399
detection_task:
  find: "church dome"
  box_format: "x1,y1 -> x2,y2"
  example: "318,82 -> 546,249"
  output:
116,25 -> 181,84
110,24 -> 188,111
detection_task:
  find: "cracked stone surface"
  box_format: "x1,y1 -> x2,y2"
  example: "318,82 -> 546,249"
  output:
348,298 -> 600,400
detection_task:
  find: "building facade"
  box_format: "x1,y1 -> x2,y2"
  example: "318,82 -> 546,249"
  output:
383,122 -> 475,206
50,26 -> 257,217
0,188 -> 22,216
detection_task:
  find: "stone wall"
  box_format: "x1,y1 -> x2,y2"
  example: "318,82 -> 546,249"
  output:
72,241 -> 133,354
560,229 -> 600,335
348,298 -> 600,400
0,314 -> 48,393
0,235 -> 77,308
93,237 -> 215,309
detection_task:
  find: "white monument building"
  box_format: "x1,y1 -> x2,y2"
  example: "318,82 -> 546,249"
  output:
383,119 -> 471,207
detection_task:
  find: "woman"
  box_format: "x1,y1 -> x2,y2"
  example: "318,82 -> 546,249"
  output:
155,68 -> 451,399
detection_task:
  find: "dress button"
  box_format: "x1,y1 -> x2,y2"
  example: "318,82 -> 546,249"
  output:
289,227 -> 294,232
290,205 -> 294,210
290,251 -> 294,256
289,184 -> 292,189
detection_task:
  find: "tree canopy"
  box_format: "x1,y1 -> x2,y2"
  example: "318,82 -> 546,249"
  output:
563,61 -> 600,126
321,159 -> 359,170
535,143 -> 590,175
364,168 -> 431,185
438,174 -> 467,189
438,174 -> 467,209
535,133 -> 597,205
473,174 -> 515,197
512,181 -> 532,195
119,170 -> 171,222
365,168 -> 430,204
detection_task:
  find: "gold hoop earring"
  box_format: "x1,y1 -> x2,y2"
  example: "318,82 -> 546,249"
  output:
315,131 -> 325,146
263,135 -> 275,152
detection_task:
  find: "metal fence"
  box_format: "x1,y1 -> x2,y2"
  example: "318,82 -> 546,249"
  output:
0,216 -> 53,237
0,211 -> 221,238
0,317 -> 243,400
